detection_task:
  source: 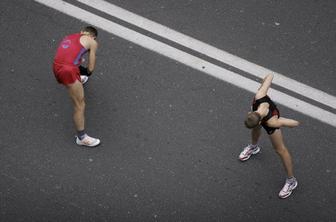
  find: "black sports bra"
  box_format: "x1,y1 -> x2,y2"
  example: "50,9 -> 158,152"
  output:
252,95 -> 278,122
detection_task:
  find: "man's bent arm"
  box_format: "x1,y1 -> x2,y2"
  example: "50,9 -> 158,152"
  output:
88,41 -> 98,73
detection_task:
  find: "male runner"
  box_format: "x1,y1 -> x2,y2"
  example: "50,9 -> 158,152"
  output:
239,74 -> 299,198
53,26 -> 100,147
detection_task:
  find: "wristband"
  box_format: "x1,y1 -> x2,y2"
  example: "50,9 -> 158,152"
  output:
79,65 -> 92,76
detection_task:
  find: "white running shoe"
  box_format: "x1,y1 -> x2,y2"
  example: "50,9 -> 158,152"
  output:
80,75 -> 89,84
239,144 -> 261,161
76,134 -> 100,147
279,177 -> 298,199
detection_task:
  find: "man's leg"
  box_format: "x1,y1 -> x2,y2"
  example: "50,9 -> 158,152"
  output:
66,80 -> 100,147
66,80 -> 85,132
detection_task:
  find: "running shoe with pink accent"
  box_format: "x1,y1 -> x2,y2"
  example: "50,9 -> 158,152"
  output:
76,134 -> 100,147
279,177 -> 298,199
239,144 -> 261,161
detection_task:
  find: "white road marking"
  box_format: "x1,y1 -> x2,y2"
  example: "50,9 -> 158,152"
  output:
78,0 -> 336,110
34,0 -> 336,127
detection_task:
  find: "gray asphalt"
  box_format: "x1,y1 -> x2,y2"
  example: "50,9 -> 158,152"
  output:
0,0 -> 335,221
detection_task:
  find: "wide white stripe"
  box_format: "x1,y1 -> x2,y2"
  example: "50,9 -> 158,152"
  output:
34,0 -> 336,127
78,0 -> 336,110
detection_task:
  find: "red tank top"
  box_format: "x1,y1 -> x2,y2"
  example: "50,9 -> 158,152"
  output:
53,33 -> 87,66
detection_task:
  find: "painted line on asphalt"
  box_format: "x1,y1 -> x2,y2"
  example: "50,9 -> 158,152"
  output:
78,0 -> 336,110
34,0 -> 336,128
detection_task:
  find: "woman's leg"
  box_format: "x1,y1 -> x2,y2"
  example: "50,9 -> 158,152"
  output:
269,129 -> 294,177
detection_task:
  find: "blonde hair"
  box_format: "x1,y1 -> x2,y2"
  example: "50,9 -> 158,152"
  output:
244,112 -> 261,128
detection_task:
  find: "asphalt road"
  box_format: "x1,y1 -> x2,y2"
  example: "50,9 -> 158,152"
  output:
0,0 -> 335,221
